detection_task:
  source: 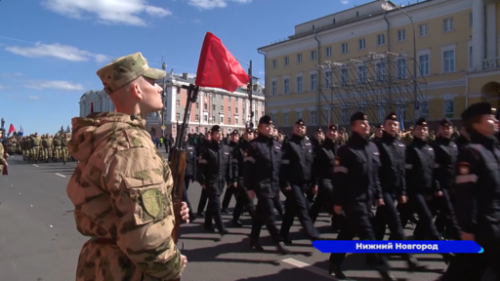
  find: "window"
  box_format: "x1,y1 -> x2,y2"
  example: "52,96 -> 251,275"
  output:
310,73 -> 317,91
420,101 -> 429,118
397,59 -> 407,79
311,50 -> 317,60
228,117 -> 231,124
297,53 -> 302,63
296,76 -> 303,92
359,38 -> 366,50
212,116 -> 215,122
310,111 -> 317,125
325,47 -> 332,57
271,80 -> 277,96
235,107 -> 238,113
444,100 -> 454,118
325,109 -> 331,123
284,78 -> 290,94
176,113 -> 180,120
204,115 -> 208,122
397,29 -> 406,41
196,102 -> 199,109
419,24 -> 428,37
468,45 -> 473,69
443,50 -> 455,73
284,56 -> 289,66
270,113 -> 276,123
235,118 -> 238,124
324,71 -> 332,87
358,64 -> 366,82
341,68 -> 348,85
196,127 -> 199,133
220,116 -> 223,123
272,60 -> 277,68
377,34 -> 385,46
195,114 -> 199,121
376,62 -> 386,81
176,100 -> 180,106
176,87 -> 181,95
341,43 -> 348,53
204,103 -> 207,110
341,108 -> 349,124
228,106 -> 231,112
419,54 -> 430,76
212,104 -> 216,111
297,111 -> 303,120
284,113 -> 289,126
443,18 -> 453,32
469,12 -> 472,27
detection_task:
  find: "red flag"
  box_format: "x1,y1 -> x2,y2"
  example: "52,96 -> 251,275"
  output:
90,102 -> 94,113
195,32 -> 249,92
7,124 -> 15,136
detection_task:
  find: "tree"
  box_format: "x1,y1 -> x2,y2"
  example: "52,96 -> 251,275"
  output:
60,126 -> 65,135
65,125 -> 71,133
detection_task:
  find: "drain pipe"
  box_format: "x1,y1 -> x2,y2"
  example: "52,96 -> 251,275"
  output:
383,11 -> 392,112
464,72 -> 469,108
258,49 -> 266,123
314,32 -> 321,127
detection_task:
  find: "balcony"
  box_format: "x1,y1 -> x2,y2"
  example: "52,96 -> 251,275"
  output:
483,58 -> 500,70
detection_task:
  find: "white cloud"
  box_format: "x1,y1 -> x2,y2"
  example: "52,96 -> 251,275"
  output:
5,42 -> 108,62
188,0 -> 251,10
0,83 -> 9,89
341,0 -> 349,4
28,95 -> 42,100
258,71 -> 264,75
41,0 -> 172,26
192,19 -> 201,23
24,80 -> 84,91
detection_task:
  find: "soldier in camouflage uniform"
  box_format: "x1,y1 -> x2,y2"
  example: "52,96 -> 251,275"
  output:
53,133 -> 62,161
66,52 -> 189,281
61,133 -> 69,164
7,136 -> 17,155
47,134 -> 54,161
41,134 -> 50,162
0,130 -> 7,173
31,133 -> 41,163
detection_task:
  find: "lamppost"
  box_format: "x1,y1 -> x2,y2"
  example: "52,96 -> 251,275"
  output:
161,60 -> 167,137
382,2 -> 418,121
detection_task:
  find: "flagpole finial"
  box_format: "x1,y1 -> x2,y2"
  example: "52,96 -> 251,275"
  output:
0,118 -> 4,129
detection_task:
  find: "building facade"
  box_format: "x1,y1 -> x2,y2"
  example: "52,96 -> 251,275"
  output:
79,73 -> 265,137
258,0 -> 500,131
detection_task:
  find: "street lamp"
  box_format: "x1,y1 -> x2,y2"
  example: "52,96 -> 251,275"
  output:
161,61 -> 167,137
381,1 -> 418,121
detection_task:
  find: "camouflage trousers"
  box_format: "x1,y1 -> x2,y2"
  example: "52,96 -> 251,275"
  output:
53,146 -> 61,159
40,148 -> 52,161
31,146 -> 40,161
61,147 -> 68,162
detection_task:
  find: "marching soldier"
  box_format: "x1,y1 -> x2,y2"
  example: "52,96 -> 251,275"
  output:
0,130 -> 7,174
441,102 -> 500,280
41,134 -> 50,162
47,134 -> 54,161
197,125 -> 231,235
455,125 -> 470,153
180,133 -> 197,222
431,118 -> 461,240
371,124 -> 384,142
196,129 -> 212,218
221,130 -> 240,214
231,127 -> 256,227
244,115 -> 289,254
372,112 -> 424,270
279,119 -> 320,245
53,133 -> 62,161
31,132 -> 41,163
329,112 -> 395,281
61,133 -> 69,164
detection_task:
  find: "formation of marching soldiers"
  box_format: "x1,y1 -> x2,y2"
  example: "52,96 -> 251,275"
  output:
186,101 -> 500,281
4,132 -> 74,164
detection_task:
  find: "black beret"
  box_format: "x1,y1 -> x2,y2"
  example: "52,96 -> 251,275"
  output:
231,129 -> 239,135
210,125 -> 221,132
259,115 -> 273,125
415,117 -> 428,127
316,128 -> 322,132
385,112 -> 397,121
350,112 -> 367,123
440,118 -> 452,127
295,119 -> 305,126
461,102 -> 496,122
329,124 -> 338,131
245,127 -> 253,133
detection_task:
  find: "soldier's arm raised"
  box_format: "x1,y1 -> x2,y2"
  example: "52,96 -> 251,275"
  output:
104,148 -> 183,280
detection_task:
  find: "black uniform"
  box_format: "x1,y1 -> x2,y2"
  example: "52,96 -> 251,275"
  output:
243,116 -> 289,253
431,120 -> 461,240
442,103 -> 500,280
222,138 -> 239,212
196,134 -> 211,216
231,135 -> 256,225
329,112 -> 393,281
400,118 -> 441,241
279,121 -> 319,242
182,140 -> 197,221
197,131 -> 232,234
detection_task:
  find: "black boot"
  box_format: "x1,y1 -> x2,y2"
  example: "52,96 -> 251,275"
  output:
380,272 -> 397,281
276,242 -> 291,255
328,264 -> 346,279
250,238 -> 264,251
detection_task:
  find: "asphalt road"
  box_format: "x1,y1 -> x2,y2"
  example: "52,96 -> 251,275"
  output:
0,153 -> 447,281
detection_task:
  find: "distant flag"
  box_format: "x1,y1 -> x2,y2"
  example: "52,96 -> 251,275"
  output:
397,108 -> 405,131
7,124 -> 16,136
18,126 -> 24,137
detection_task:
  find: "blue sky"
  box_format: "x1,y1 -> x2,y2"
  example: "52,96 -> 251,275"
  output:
0,0 -> 370,135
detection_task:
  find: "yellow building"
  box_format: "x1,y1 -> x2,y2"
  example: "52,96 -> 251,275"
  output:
258,0 -> 500,131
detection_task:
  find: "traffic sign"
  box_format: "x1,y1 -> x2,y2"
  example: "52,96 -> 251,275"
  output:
161,125 -> 166,130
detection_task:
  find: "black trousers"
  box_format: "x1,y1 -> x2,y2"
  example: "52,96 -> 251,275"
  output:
273,192 -> 284,217
204,187 -> 226,232
310,185 -> 334,222
399,193 -> 440,240
442,239 -> 500,281
182,176 -> 195,219
329,202 -> 390,274
232,184 -> 255,221
197,188 -> 208,214
222,185 -> 238,210
250,196 -> 281,244
279,184 -> 319,239
431,189 -> 461,240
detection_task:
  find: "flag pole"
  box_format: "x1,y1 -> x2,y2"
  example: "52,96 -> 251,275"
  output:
247,60 -> 253,128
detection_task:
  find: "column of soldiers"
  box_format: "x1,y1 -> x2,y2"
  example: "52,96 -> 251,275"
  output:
186,101 -> 500,281
4,132 -> 74,164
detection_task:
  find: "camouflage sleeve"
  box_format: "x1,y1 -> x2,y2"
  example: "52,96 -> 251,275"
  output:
0,143 -> 6,164
104,147 -> 184,280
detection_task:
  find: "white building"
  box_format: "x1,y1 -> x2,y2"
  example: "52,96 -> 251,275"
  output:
79,72 -> 265,137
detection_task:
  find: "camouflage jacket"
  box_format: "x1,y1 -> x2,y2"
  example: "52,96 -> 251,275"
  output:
67,112 -> 183,281
0,142 -> 5,166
